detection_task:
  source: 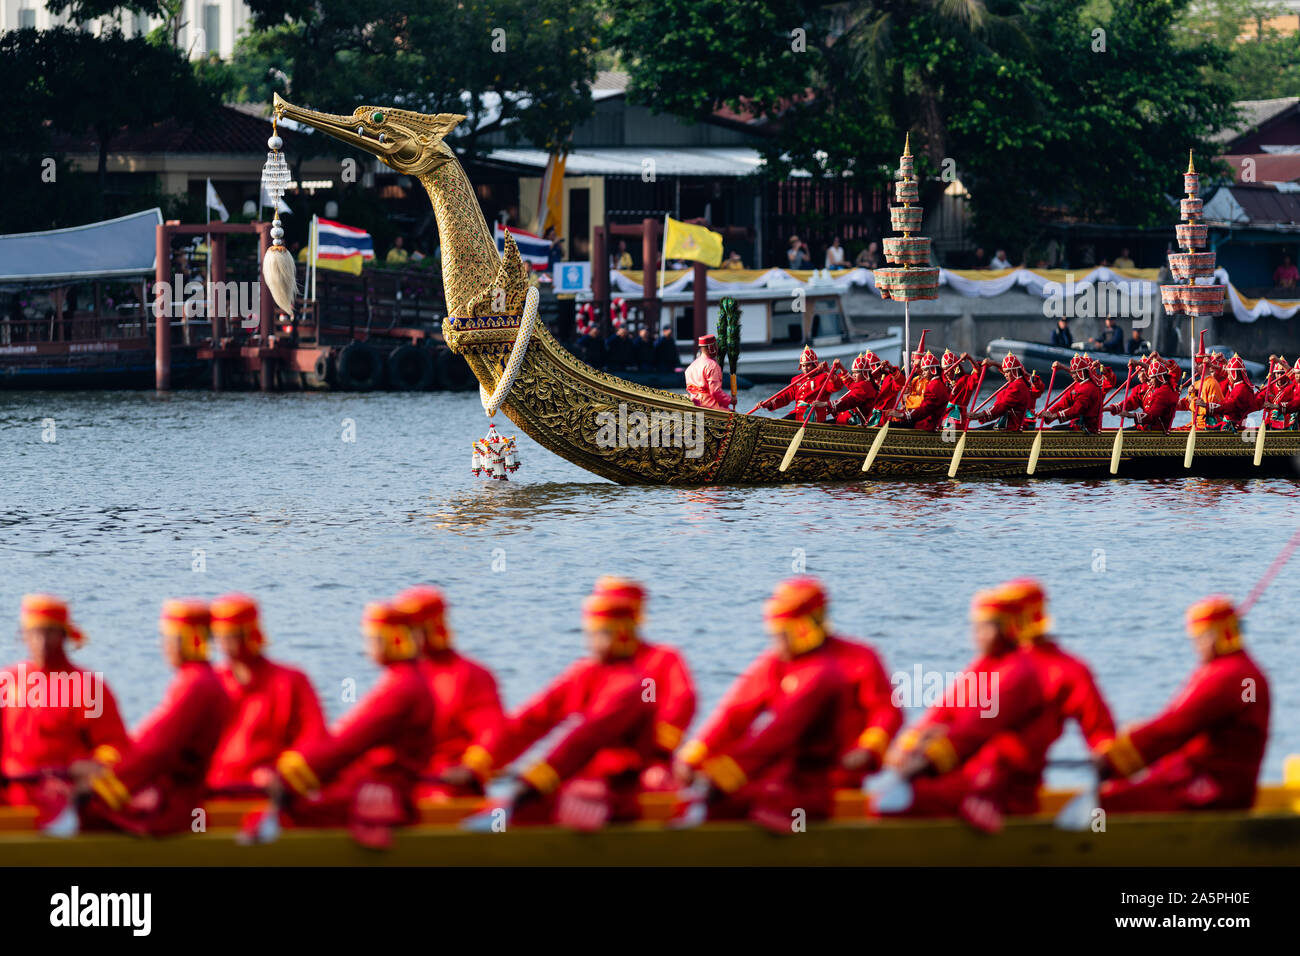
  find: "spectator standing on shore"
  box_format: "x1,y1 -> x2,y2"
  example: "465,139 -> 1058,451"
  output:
654,324 -> 679,371
971,247 -> 987,269
856,242 -> 881,270
386,237 -> 409,266
1113,248 -> 1135,269
544,228 -> 565,273
606,325 -> 634,371
989,248 -> 1012,269
1088,317 -> 1124,354
579,326 -> 607,369
825,236 -> 847,270
722,250 -> 745,270
1051,318 -> 1072,348
1126,329 -> 1148,356
613,240 -> 633,271
1274,254 -> 1298,291
787,235 -> 811,270
635,327 -> 655,370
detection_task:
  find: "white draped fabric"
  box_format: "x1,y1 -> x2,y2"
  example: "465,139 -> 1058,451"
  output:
605,265 -> 1300,324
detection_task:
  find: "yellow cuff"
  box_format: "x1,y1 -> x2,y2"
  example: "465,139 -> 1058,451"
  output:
93,744 -> 123,767
923,735 -> 959,774
1101,734 -> 1145,777
678,740 -> 708,767
90,769 -> 130,810
521,761 -> 561,795
276,750 -> 321,797
858,726 -> 891,757
460,744 -> 494,779
655,722 -> 684,752
702,755 -> 748,795
896,728 -> 921,753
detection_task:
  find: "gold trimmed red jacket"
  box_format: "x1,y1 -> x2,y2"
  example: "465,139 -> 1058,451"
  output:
1101,649 -> 1269,807
419,650 -> 504,782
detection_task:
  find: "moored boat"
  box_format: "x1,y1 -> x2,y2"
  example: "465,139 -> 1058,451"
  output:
987,338 -> 1268,382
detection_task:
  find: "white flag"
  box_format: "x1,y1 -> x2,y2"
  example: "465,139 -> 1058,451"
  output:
260,184 -> 291,215
206,178 -> 229,222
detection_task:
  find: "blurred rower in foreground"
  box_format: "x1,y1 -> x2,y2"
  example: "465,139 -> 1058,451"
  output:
264,601 -> 434,848
676,578 -> 899,831
394,585 -> 504,800
1,595 -> 127,808
475,579 -> 692,829
1096,596 -> 1269,812
71,599 -> 229,835
879,585 -> 1052,831
206,593 -> 325,792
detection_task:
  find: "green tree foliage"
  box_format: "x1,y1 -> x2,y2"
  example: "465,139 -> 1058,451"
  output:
0,27 -> 220,232
236,0 -> 603,155
607,0 -> 1238,253
1185,0 -> 1300,99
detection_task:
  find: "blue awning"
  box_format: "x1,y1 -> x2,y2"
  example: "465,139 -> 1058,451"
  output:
0,208 -> 162,284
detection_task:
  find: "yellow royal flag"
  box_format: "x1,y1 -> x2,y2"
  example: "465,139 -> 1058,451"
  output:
663,215 -> 723,268
315,254 -> 365,275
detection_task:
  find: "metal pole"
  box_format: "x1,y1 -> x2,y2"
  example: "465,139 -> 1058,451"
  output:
155,223 -> 171,391
904,299 -> 911,373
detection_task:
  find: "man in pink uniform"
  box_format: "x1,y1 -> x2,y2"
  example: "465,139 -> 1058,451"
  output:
685,334 -> 733,410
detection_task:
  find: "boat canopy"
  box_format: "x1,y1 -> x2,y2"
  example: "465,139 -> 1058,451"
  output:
0,208 -> 162,285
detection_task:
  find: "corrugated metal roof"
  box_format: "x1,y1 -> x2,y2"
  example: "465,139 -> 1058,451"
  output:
1212,97 -> 1300,144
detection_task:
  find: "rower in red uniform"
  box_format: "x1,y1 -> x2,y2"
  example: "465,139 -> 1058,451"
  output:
1040,354 -> 1104,432
972,354 -> 1035,430
1260,356 -> 1292,429
1000,578 -> 1115,774
871,357 -> 904,422
831,353 -> 880,425
269,601 -> 434,847
1,596 -> 128,807
1096,596 -> 1270,812
1200,354 -> 1258,431
393,585 -> 504,800
482,588 -> 662,827
940,350 -> 980,430
206,593 -> 325,792
1262,357 -> 1300,429
72,599 -> 230,836
879,586 -> 1051,828
889,351 -> 950,431
1109,358 -> 1176,432
675,578 -> 899,829
684,334 -> 733,411
760,346 -> 845,422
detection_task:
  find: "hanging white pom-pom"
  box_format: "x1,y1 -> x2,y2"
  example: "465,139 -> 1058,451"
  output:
262,245 -> 297,315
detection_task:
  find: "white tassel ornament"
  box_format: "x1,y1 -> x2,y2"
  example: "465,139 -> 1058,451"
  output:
260,122 -> 297,316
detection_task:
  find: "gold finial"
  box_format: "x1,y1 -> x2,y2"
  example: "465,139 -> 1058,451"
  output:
1187,150 -> 1195,175
903,132 -> 912,157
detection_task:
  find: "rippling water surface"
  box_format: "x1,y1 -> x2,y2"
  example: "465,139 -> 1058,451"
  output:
2,389 -> 1296,783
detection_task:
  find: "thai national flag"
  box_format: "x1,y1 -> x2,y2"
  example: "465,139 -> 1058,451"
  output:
316,219 -> 375,264
495,223 -> 551,270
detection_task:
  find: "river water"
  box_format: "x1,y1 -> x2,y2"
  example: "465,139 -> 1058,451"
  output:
2,388 -> 1296,784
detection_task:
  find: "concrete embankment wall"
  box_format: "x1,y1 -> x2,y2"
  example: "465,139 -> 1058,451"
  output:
842,287 -> 1300,362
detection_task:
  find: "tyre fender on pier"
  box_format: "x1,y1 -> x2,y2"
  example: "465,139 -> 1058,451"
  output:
335,342 -> 385,391
435,347 -> 474,391
387,343 -> 437,391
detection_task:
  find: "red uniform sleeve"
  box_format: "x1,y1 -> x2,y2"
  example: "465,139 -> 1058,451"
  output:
926,656 -> 1044,773
854,648 -> 903,760
650,648 -> 696,754
1105,663 -> 1242,776
287,670 -> 327,752
297,670 -> 418,785
908,378 -> 950,426
685,654 -> 775,764
114,670 -> 223,793
1061,660 -> 1116,751
539,672 -> 647,780
486,662 -> 585,767
84,679 -> 129,755
1142,385 -> 1176,430
719,662 -> 842,784
989,379 -> 1030,419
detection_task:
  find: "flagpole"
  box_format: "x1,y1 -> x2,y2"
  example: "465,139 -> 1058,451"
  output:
205,178 -> 212,347
659,214 -> 668,297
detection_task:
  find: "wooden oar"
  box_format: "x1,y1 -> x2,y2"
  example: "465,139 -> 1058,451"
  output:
1184,330 -> 1206,469
947,363 -> 989,478
1026,365 -> 1059,475
779,363 -> 833,472
1252,367 -> 1287,467
967,375 -> 1013,418
1108,363 -> 1135,474
862,330 -> 927,473
745,362 -> 823,415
